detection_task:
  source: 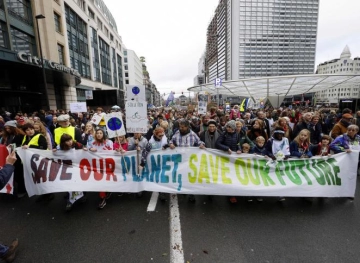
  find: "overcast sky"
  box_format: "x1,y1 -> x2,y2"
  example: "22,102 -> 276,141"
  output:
105,0 -> 360,96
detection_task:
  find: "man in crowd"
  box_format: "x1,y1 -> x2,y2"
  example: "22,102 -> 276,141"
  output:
54,114 -> 83,147
169,118 -> 205,202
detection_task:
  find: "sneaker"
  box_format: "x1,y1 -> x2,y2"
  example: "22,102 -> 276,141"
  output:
229,197 -> 237,203
65,202 -> 73,212
188,194 -> 196,203
1,238 -> 18,263
278,197 -> 286,202
98,198 -> 106,209
159,193 -> 167,202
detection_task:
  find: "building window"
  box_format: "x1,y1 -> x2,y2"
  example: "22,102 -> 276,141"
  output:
110,34 -> 113,41
65,4 -> 90,79
99,37 -> 111,85
104,26 -> 108,37
10,27 -> 36,55
6,0 -> 33,26
90,27 -> 100,81
117,54 -> 124,90
112,48 -> 117,87
88,8 -> 95,19
0,22 -> 10,49
97,18 -> 102,30
125,72 -> 128,77
125,80 -> 129,84
54,13 -> 61,33
57,43 -> 64,64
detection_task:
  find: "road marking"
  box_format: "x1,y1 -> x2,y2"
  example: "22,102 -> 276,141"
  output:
147,192 -> 159,212
170,194 -> 184,263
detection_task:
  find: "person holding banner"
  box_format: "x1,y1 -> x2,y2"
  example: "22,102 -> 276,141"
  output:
330,125 -> 360,154
215,120 -> 244,204
139,127 -> 169,201
87,129 -> 114,209
169,119 -> 205,202
0,151 -> 19,263
54,134 -> 87,211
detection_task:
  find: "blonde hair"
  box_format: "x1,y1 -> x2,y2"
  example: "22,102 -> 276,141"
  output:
293,129 -> 311,146
33,121 -> 47,137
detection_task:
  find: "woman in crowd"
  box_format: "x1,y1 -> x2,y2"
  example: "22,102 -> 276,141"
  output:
33,121 -> 53,150
247,119 -> 268,142
54,134 -> 86,211
87,129 -> 114,209
273,117 -> 292,140
21,123 -> 50,201
330,125 -> 360,154
215,120 -> 243,204
81,122 -> 96,147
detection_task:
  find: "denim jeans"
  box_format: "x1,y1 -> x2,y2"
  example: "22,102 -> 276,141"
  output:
0,243 -> 9,257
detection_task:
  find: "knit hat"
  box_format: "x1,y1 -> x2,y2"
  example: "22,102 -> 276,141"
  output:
4,120 -> 17,128
208,119 -> 217,126
225,120 -> 236,130
57,114 -> 70,122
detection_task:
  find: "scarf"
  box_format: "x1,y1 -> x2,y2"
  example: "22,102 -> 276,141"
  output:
204,130 -> 219,149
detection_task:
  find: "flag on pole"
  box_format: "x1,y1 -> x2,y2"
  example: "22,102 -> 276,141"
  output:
166,92 -> 174,106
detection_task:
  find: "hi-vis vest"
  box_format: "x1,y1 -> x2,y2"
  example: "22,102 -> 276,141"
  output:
54,126 -> 75,145
22,134 -> 41,147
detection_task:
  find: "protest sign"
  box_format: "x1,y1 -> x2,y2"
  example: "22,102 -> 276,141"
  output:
90,113 -> 103,125
17,148 -> 358,198
70,102 -> 87,113
125,100 -> 148,133
126,85 -> 146,101
104,112 -> 126,138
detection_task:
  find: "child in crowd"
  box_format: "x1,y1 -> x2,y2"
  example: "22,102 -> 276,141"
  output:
290,129 -> 312,158
114,135 -> 128,152
264,127 -> 290,202
253,136 -> 267,156
311,135 -> 332,156
53,134 -> 86,211
241,143 -> 251,154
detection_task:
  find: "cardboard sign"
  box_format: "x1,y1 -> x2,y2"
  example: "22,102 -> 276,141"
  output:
70,102 -> 87,113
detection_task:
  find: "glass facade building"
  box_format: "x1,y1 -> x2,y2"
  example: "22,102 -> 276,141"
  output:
206,0 -> 319,82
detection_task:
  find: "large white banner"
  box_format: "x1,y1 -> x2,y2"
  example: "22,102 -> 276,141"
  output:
16,148 -> 358,198
125,100 -> 148,133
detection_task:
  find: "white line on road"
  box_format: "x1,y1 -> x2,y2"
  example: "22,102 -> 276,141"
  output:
170,194 -> 184,263
147,192 -> 159,212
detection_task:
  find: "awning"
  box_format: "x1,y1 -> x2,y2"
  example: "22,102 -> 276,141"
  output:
187,74 -> 360,100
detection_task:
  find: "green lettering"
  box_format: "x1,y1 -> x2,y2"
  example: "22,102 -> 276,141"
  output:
326,158 -> 341,185
188,154 -> 197,184
284,161 -> 302,185
198,154 -> 210,183
247,159 -> 260,185
235,158 -> 249,185
256,160 -> 275,186
220,156 -> 232,184
209,155 -> 219,183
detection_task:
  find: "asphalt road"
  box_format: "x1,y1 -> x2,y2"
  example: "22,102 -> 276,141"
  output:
2,178 -> 360,263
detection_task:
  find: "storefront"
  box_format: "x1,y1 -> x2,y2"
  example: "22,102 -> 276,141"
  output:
0,47 -> 81,113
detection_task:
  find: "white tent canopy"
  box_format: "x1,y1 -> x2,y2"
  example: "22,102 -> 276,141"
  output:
188,74 -> 360,104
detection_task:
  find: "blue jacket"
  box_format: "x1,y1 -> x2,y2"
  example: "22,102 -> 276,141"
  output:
290,141 -> 313,158
216,131 -> 241,152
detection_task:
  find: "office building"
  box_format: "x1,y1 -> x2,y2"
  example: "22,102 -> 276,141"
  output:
0,0 -> 125,112
204,0 -> 319,83
124,49 -> 143,86
315,45 -> 360,106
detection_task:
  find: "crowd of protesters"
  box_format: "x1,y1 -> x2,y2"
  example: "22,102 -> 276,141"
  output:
0,105 -> 360,207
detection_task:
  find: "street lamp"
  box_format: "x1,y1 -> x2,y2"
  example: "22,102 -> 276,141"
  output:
35,14 -> 50,110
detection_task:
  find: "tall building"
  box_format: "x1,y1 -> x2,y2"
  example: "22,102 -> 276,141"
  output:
315,46 -> 360,106
124,49 -> 143,86
204,0 -> 319,83
0,0 -> 125,112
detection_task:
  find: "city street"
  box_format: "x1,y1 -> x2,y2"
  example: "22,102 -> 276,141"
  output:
2,178 -> 360,263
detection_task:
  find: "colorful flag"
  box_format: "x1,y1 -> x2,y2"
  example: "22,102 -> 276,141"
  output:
166,92 -> 174,106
